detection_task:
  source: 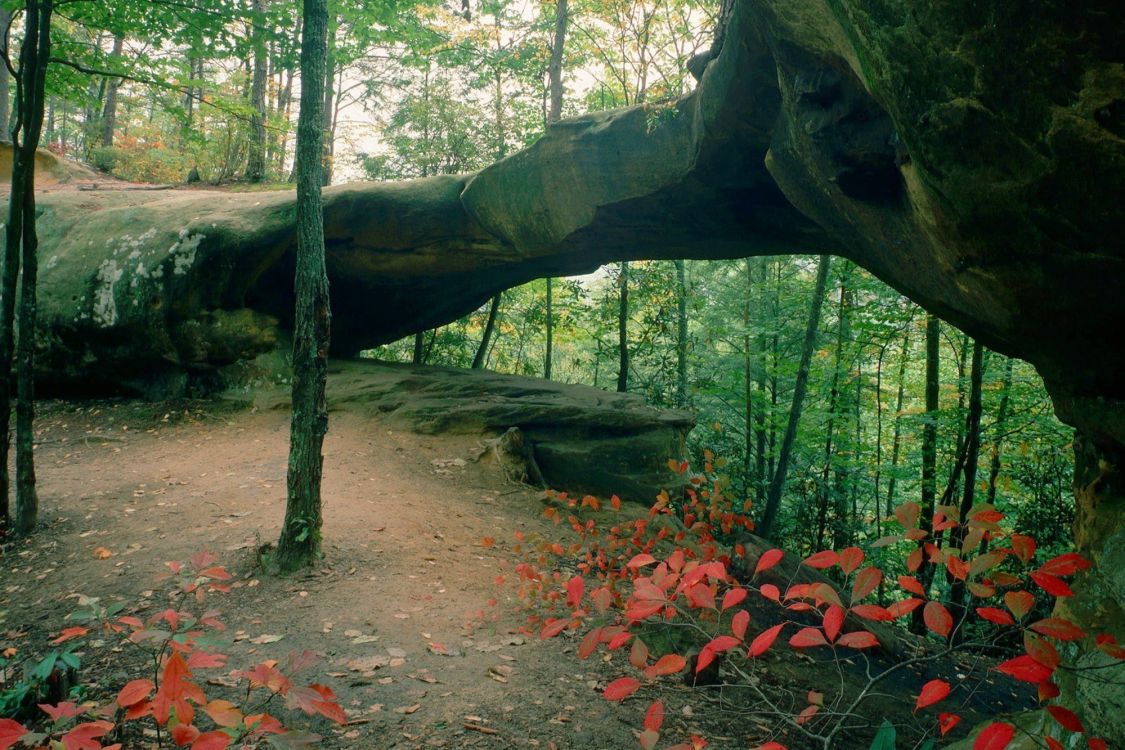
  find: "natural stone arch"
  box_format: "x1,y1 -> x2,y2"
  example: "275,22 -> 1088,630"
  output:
26,0 -> 1124,739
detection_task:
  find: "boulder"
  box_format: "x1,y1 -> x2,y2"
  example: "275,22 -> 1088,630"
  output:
309,359 -> 693,504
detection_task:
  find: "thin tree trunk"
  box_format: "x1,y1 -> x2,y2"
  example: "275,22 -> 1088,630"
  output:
675,259 -> 689,408
544,278 -> 553,379
412,331 -> 425,365
100,34 -> 124,147
985,357 -> 1015,506
743,258 -> 753,496
753,259 -> 769,504
2,0 -> 52,536
0,7 -> 10,139
543,0 -> 565,379
911,314 -> 941,632
319,10 -> 337,186
949,340 -> 984,639
472,294 -> 501,369
617,261 -> 628,392
757,256 -> 831,541
276,0 -> 331,571
246,0 -> 269,182
884,322 -> 912,515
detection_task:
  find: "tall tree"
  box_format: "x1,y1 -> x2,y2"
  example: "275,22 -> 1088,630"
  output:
472,293 -> 502,369
674,259 -> 689,408
99,34 -> 124,147
245,0 -> 270,182
883,321 -> 913,514
1,0 -> 53,535
911,314 -> 941,631
276,0 -> 331,571
758,256 -> 831,540
985,357 -> 1015,506
0,7 -> 10,137
543,0 -> 567,381
948,339 -> 984,637
617,260 -> 628,392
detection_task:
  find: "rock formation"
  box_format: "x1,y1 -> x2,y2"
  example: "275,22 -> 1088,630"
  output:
23,0 -> 1125,739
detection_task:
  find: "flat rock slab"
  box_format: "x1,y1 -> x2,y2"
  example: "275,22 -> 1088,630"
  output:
259,359 -> 694,505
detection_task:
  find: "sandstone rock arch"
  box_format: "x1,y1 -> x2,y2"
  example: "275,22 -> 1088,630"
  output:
28,0 -> 1125,737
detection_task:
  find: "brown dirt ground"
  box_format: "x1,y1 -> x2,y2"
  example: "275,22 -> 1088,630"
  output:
1,396 -> 1036,750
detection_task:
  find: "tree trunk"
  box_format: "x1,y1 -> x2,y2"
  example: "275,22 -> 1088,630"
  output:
472,294 -> 501,369
743,258 -> 753,497
911,314 -> 941,631
276,0 -> 331,571
985,357 -> 1015,506
884,322 -> 912,515
757,256 -> 831,541
412,331 -> 425,365
2,0 -> 53,536
0,7 -> 10,139
617,261 -> 628,392
675,259 -> 689,408
319,10 -> 337,186
816,272 -> 847,549
542,1 -> 566,380
246,0 -> 269,182
949,339 -> 984,637
753,259 -> 770,505
100,35 -> 125,147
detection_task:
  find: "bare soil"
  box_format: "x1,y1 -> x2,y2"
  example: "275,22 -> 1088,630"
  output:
1,396 -> 1035,750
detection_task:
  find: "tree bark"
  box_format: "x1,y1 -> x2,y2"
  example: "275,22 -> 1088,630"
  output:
757,256 -> 831,541
884,321 -> 912,514
246,0 -> 269,182
100,35 -> 124,147
2,0 -> 52,536
949,339 -> 984,636
319,10 -> 337,186
544,278 -> 553,379
985,356 -> 1015,506
0,7 -> 10,139
472,294 -> 502,369
911,314 -> 941,631
276,0 -> 331,571
675,259 -> 689,408
617,261 -> 628,392
412,331 -> 425,365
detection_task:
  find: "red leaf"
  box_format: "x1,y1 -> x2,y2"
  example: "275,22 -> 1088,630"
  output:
915,679 -> 951,711
886,597 -> 923,618
191,731 -> 231,750
591,586 -> 613,614
39,702 -> 81,722
1038,553 -> 1090,577
759,584 -> 780,602
823,605 -> 845,643
1046,705 -> 1084,733
907,547 -> 923,572
116,679 -> 155,708
788,627 -> 828,648
851,604 -> 893,621
540,618 -> 571,639
705,636 -> 741,654
755,549 -> 784,575
0,719 -> 29,750
1045,740 -> 1064,750
627,554 -> 658,569
939,713 -> 961,736
603,677 -> 641,701
895,501 -> 920,529
630,638 -> 650,669
639,729 -> 660,750
1004,590 -> 1035,619
644,654 -> 686,679
643,700 -> 664,732
579,628 -> 603,659
1088,739 -> 1108,750
172,724 -> 201,746
566,576 -> 585,609
923,601 -> 953,638
1029,617 -> 1086,642
60,721 -> 114,750
1031,571 -> 1074,597
730,610 -> 751,641
721,588 -> 747,612
1009,534 -> 1036,564
203,700 -> 243,729
803,550 -> 838,570
898,575 -> 925,596
748,624 -> 784,657
50,627 -> 89,645
851,567 -> 882,602
996,654 -> 1053,683
836,631 -> 879,649
1039,682 -> 1061,701
973,722 -> 1015,750
838,547 -> 864,575
976,607 -> 1015,626
754,744 -> 787,750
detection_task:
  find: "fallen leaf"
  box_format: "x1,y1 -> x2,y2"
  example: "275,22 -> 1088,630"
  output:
395,704 -> 421,715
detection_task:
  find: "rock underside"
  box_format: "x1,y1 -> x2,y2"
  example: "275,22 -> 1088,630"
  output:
23,0 -> 1125,741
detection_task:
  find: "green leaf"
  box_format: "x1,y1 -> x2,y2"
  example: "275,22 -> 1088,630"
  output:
867,720 -> 896,750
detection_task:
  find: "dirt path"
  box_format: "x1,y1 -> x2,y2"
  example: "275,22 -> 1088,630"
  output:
1,399 -> 704,750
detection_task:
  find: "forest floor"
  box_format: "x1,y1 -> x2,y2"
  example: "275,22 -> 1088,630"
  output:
0,394 -> 1036,750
